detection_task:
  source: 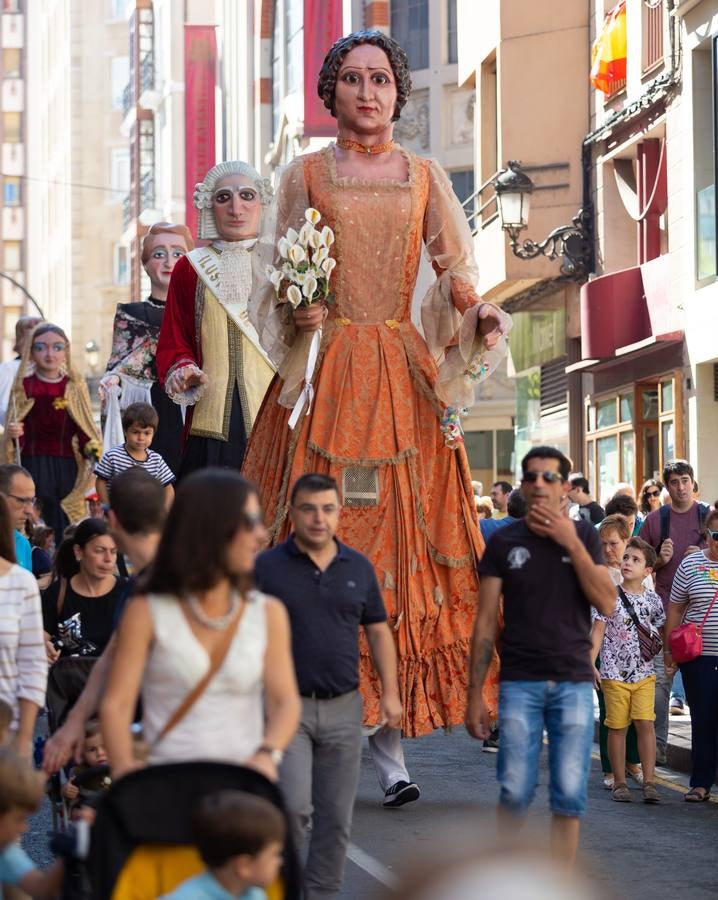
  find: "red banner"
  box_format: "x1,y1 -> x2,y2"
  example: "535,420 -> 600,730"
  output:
303,0 -> 343,137
184,25 -> 217,239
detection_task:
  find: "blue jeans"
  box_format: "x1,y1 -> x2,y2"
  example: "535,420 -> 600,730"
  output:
497,680 -> 594,817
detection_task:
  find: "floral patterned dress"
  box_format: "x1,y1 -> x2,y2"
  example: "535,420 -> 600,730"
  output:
105,300 -> 183,475
243,147 -> 508,737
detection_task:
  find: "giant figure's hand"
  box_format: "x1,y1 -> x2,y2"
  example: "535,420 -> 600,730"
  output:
477,304 -> 505,352
176,368 -> 209,393
293,304 -> 327,333
5,422 -> 23,440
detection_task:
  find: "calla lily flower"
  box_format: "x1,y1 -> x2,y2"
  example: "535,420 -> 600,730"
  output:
286,284 -> 303,308
286,227 -> 299,244
267,268 -> 283,291
309,230 -> 322,250
288,244 -> 306,265
321,257 -> 336,277
298,222 -> 313,247
305,208 -> 321,225
314,246 -> 329,265
320,226 -> 334,247
278,237 -> 291,259
302,275 -> 318,299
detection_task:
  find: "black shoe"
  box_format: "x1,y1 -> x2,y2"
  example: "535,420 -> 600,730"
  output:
382,780 -> 420,808
482,729 -> 499,753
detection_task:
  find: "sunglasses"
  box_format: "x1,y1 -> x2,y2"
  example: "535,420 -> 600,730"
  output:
708,531 -> 718,542
242,511 -> 265,530
522,471 -> 564,484
645,489 -> 660,498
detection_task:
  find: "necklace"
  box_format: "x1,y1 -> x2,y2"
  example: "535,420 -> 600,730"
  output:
145,297 -> 166,309
337,137 -> 395,155
186,592 -> 240,631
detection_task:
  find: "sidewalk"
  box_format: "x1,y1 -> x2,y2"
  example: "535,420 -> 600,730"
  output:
594,710 -> 693,775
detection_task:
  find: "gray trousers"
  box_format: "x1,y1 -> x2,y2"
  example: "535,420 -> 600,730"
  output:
654,652 -> 673,753
280,691 -> 363,900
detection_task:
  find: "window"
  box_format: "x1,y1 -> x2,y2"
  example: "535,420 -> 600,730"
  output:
3,176 -> 20,205
391,0 -> 429,71
3,240 -> 21,271
2,48 -> 21,78
2,111 -> 22,143
450,168 -> 475,213
695,42 -> 715,281
642,0 -> 664,74
285,0 -> 303,97
447,0 -> 458,64
2,0 -> 21,11
114,245 -> 129,285
108,0 -> 125,20
110,148 -> 130,202
111,57 -> 130,110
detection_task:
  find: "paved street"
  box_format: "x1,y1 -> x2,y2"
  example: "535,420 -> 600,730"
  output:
341,727 -> 718,899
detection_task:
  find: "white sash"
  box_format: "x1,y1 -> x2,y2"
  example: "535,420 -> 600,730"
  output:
187,246 -> 276,371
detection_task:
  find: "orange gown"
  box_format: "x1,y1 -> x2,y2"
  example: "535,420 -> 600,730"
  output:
243,146 -> 504,737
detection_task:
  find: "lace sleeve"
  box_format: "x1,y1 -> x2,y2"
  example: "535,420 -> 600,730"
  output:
421,159 -> 511,408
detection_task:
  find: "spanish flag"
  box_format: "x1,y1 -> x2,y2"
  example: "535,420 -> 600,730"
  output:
590,0 -> 627,93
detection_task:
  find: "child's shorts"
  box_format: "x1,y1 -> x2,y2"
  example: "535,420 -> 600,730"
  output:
602,675 -> 656,729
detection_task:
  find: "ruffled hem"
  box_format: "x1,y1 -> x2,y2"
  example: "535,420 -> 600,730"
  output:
359,636 -> 499,738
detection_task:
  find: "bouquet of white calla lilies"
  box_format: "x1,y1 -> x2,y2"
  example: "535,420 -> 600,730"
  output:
267,207 -> 336,312
266,208 -> 337,431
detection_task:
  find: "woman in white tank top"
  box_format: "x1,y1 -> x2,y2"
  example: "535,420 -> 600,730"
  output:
100,470 -> 300,782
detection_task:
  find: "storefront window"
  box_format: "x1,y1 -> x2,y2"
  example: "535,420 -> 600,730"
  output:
597,398 -> 617,429
597,435 -> 619,505
662,420 -> 675,461
619,393 -> 633,423
660,379 -> 674,413
642,389 -> 658,420
621,432 -> 635,488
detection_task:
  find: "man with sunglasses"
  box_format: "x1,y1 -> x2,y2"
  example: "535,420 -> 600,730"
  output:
638,459 -> 710,763
466,446 -> 615,868
0,464 -> 37,573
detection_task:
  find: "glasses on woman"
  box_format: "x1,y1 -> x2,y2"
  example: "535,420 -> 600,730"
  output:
644,489 -> 660,498
522,471 -> 564,484
708,530 -> 718,542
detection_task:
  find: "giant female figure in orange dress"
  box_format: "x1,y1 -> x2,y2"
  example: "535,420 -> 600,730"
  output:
244,32 -> 510,740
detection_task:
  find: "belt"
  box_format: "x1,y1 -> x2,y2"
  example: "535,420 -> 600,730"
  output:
300,687 -> 357,701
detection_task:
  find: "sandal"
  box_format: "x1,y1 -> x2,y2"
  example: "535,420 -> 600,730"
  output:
611,783 -> 632,802
642,782 -> 660,803
602,774 -> 614,790
684,787 -> 711,803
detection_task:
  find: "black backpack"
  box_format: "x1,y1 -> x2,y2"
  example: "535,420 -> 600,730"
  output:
656,501 -> 710,552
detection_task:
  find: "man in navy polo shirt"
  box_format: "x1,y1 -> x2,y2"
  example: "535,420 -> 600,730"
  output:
255,473 -> 403,900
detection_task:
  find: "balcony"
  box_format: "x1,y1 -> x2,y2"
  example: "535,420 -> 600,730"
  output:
2,206 -> 23,239
1,13 -> 23,49
575,254 -> 681,363
2,142 -> 23,175
122,194 -> 131,230
122,81 -> 132,116
139,170 -> 154,214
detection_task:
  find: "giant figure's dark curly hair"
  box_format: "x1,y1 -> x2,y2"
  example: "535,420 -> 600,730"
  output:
317,30 -> 412,122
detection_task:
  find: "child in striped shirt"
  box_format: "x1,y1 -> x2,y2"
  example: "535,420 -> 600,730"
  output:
95,403 -> 175,507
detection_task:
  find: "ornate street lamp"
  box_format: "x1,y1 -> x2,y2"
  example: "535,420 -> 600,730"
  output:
493,160 -> 593,277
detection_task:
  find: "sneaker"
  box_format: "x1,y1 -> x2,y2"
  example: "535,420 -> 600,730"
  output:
626,765 -> 644,786
669,698 -> 685,715
382,780 -> 420,808
482,729 -> 499,753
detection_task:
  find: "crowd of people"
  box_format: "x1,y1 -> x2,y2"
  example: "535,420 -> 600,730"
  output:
0,25 -> 710,900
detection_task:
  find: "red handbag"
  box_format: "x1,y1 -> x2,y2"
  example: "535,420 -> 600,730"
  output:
669,588 -> 718,664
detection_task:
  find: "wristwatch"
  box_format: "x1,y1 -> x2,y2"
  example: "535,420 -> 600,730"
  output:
257,744 -> 284,767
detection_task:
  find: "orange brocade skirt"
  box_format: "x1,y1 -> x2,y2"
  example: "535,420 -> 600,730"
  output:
242,323 -> 499,737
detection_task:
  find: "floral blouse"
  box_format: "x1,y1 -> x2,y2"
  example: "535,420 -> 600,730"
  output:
593,588 -> 665,683
105,300 -> 165,386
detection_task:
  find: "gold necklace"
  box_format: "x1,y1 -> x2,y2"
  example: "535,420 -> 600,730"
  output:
336,137 -> 395,155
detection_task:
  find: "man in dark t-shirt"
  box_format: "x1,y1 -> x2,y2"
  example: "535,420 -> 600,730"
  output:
255,473 -> 403,900
466,446 -> 615,869
568,474 -> 605,524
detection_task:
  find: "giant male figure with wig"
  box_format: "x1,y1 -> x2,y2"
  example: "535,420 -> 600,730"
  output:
244,31 -> 511,798
157,162 -> 275,477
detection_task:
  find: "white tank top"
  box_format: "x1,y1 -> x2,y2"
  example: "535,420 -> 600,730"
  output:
142,590 -> 267,766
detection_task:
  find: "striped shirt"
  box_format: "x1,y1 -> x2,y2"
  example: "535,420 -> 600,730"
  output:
670,550 -> 718,655
95,444 -> 175,488
0,564 -> 47,725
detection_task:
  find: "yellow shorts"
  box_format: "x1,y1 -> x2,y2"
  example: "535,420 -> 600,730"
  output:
602,676 -> 656,729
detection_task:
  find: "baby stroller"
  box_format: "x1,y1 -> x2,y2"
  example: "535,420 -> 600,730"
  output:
45,656 -> 98,829
88,761 -> 301,899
